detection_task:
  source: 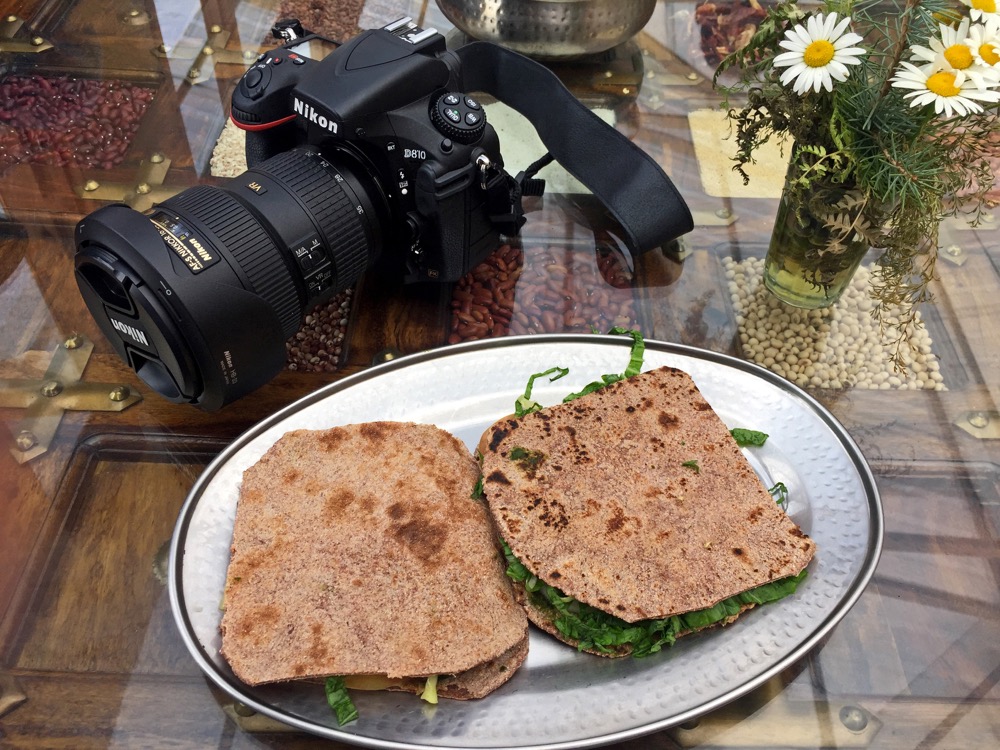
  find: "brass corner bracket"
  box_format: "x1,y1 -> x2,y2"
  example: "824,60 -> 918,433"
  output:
2,334 -> 142,463
0,15 -> 54,53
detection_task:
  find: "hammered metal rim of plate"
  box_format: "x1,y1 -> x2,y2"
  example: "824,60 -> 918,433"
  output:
168,334 -> 883,750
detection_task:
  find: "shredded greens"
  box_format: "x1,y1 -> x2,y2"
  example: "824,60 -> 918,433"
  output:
515,366 -> 569,417
324,676 -> 359,725
562,328 -> 645,402
730,428 -> 769,447
769,481 -> 789,509
501,540 -> 806,657
681,459 -> 701,474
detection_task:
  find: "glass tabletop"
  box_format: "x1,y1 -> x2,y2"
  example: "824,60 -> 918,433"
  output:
1,1 -> 998,748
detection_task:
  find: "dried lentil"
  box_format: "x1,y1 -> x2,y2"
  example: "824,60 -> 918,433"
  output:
725,256 -> 946,390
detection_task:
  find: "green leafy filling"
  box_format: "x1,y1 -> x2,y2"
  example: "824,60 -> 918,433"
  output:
509,446 -> 546,474
682,459 -> 701,474
769,481 -> 789,508
730,428 -> 769,447
562,327 -> 645,402
501,541 -> 806,658
515,367 -> 569,417
324,676 -> 359,725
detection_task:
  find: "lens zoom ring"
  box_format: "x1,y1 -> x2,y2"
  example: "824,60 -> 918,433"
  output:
166,186 -> 302,337
261,150 -> 370,288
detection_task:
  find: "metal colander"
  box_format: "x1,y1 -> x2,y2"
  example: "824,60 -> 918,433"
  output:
436,0 -> 657,59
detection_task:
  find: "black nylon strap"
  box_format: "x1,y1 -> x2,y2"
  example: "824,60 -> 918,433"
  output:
453,41 -> 693,254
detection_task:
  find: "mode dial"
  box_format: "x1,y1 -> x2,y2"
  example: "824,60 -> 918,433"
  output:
430,92 -> 486,145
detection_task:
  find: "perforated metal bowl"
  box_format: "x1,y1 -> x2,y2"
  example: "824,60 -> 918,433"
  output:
436,0 -> 657,59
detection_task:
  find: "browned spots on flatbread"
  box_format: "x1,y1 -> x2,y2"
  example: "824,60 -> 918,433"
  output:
606,504 -> 641,537
318,430 -> 346,451
308,622 -> 329,662
325,488 -> 356,518
359,422 -> 389,442
487,469 -> 511,485
391,515 -> 449,561
656,411 -> 679,430
232,604 -> 280,638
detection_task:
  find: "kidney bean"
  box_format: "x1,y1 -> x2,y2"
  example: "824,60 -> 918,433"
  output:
448,243 -> 637,343
0,74 -> 154,171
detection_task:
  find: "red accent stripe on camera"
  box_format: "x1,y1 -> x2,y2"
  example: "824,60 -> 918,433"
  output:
230,113 -> 297,131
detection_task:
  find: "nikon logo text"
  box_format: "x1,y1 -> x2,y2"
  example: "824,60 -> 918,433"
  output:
293,98 -> 338,133
111,318 -> 149,347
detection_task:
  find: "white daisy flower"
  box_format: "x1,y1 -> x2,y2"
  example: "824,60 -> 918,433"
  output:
959,0 -> 1000,24
772,12 -> 866,94
908,18 -> 1000,89
891,60 -> 1000,117
965,19 -> 1000,68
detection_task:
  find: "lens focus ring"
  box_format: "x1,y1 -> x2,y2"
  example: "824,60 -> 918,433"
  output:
164,186 -> 302,337
257,149 -> 371,290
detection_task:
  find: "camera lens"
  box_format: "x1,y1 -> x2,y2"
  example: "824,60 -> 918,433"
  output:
75,146 -> 387,410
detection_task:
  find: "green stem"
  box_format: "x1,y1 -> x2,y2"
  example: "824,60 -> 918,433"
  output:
874,0 -> 920,105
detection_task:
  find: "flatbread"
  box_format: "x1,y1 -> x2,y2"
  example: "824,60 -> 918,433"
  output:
480,365 -> 816,624
221,421 -> 528,696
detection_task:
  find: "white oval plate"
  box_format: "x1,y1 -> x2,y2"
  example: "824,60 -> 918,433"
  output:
169,334 -> 882,750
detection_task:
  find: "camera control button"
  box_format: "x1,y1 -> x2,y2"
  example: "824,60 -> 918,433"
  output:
245,68 -> 264,89
432,91 -> 487,143
464,96 -> 481,110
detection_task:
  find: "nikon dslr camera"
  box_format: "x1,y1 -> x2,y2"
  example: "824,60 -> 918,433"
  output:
74,18 -> 692,410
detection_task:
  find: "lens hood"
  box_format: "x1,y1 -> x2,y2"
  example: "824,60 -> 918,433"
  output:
75,204 -> 289,411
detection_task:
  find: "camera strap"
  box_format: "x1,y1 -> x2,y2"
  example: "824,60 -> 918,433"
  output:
452,41 -> 693,254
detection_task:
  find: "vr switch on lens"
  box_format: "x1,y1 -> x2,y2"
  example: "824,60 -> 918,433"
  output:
74,18 -> 692,410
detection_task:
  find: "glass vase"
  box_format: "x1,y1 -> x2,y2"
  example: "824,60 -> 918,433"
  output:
763,173 -> 871,309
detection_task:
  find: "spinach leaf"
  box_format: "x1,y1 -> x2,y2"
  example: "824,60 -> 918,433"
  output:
324,676 -> 359,725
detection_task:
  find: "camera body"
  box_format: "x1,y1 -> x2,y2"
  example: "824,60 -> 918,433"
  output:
231,18 -> 515,283
74,18 -> 692,411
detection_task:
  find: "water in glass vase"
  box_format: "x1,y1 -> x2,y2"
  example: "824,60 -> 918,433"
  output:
763,181 -> 871,309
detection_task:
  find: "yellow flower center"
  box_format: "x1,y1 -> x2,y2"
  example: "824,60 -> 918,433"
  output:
972,0 -> 996,12
944,43 -> 974,69
926,71 -> 961,97
803,39 -> 836,68
980,42 -> 1000,66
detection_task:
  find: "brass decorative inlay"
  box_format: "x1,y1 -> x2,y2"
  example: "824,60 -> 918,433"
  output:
152,26 -> 257,85
75,153 -> 176,212
955,410 -> 999,439
0,15 -> 53,53
372,348 -> 403,365
123,8 -> 150,25
1,335 -> 143,463
940,243 -> 968,266
671,696 -> 881,747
